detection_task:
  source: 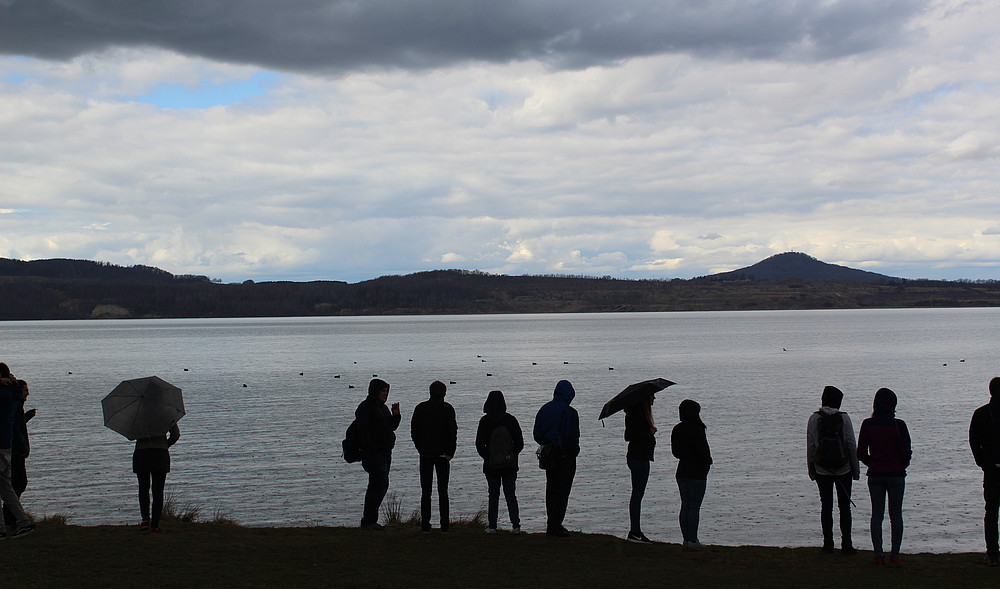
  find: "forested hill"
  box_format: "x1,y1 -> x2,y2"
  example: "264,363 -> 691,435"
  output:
3,256 -> 1000,320
0,258 -> 210,283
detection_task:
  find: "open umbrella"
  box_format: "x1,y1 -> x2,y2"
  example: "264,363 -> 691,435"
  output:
598,378 -> 675,420
102,376 -> 185,440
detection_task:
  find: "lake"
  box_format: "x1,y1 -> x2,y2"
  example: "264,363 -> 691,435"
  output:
1,308 -> 997,552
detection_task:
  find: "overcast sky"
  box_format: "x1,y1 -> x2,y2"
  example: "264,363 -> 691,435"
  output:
2,0 -> 999,283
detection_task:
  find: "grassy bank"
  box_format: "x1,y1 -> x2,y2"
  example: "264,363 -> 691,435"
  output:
2,521 -> 995,588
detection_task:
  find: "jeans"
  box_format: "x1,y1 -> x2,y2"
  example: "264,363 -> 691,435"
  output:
545,453 -> 576,532
868,475 -> 905,558
815,473 -> 853,546
0,448 -> 29,528
361,452 -> 391,527
419,455 -> 450,530
2,454 -> 26,527
486,470 -> 520,529
137,471 -> 168,528
985,478 -> 1000,557
677,478 -> 707,543
627,458 -> 650,534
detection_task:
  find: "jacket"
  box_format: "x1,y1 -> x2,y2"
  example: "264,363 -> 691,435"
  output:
410,391 -> 458,458
476,390 -> 525,473
670,399 -> 712,479
857,388 -> 912,477
970,399 -> 1000,481
533,380 -> 580,457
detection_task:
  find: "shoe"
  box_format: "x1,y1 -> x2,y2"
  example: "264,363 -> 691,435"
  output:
150,527 -> 161,534
822,541 -> 834,554
841,545 -> 857,556
683,540 -> 706,550
440,526 -> 450,533
11,524 -> 36,538
138,520 -> 150,531
484,527 -> 497,534
889,556 -> 902,566
0,531 -> 6,541
546,527 -> 571,537
627,531 -> 653,544
986,553 -> 1000,567
872,556 -> 885,565
511,526 -> 521,535
361,523 -> 384,531
421,524 -> 431,533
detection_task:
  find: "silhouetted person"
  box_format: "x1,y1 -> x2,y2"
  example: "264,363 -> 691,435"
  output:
3,379 -> 35,528
476,390 -> 524,533
858,388 -> 911,565
807,385 -> 859,554
356,378 -> 401,530
970,377 -> 1000,566
623,391 -> 657,543
672,399 -> 713,549
134,422 -> 180,533
0,363 -> 34,538
533,380 -> 580,537
410,380 -> 457,532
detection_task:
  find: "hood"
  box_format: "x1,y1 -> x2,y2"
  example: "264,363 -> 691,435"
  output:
429,380 -> 447,400
678,399 -> 701,423
873,387 -> 897,417
553,379 -> 576,404
484,390 -> 506,414
821,385 -> 843,409
367,378 -> 390,401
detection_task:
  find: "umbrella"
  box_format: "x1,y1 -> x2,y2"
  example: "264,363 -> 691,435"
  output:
102,376 -> 185,440
598,378 -> 675,420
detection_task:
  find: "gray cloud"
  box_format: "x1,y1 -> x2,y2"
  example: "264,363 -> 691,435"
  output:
1,0 -> 928,73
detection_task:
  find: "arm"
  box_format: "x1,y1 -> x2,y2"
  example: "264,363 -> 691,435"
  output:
897,419 -> 912,468
806,413 -> 818,478
842,414 -> 860,479
510,415 -> 525,455
856,421 -> 871,466
475,417 -> 490,460
167,423 -> 181,447
445,405 -> 458,458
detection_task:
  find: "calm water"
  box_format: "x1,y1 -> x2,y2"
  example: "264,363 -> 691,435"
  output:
1,309 -> 997,552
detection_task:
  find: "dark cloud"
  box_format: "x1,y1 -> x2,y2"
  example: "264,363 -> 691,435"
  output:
0,0 -> 927,73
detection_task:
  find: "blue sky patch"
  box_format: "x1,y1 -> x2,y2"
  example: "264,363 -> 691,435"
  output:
134,72 -> 279,109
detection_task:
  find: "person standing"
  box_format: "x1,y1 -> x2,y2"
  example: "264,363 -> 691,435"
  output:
476,390 -> 524,534
356,378 -> 401,530
671,398 -> 713,550
410,380 -> 457,532
970,376 -> 1000,567
533,379 -> 580,537
623,392 -> 657,543
0,363 -> 34,538
133,422 -> 180,533
806,385 -> 860,555
3,379 -> 35,528
857,387 -> 912,566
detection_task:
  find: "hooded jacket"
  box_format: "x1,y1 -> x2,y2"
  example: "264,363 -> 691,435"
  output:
671,399 -> 712,479
857,388 -> 912,477
475,390 -> 525,473
355,379 -> 401,455
410,382 -> 458,457
533,380 -> 580,457
806,386 -> 860,478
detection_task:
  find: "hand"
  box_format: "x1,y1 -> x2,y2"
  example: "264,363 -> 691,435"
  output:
25,409 -> 37,419
391,402 -> 400,416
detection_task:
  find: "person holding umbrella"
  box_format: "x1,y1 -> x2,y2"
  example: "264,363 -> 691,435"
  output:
102,375 -> 186,534
624,392 -> 657,544
134,421 -> 180,533
671,399 -> 713,550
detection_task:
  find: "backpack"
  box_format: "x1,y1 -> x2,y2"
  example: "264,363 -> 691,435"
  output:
487,425 -> 516,470
815,411 -> 848,469
342,420 -> 362,463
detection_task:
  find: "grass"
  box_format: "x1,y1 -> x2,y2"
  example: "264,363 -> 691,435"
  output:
2,520 -> 996,588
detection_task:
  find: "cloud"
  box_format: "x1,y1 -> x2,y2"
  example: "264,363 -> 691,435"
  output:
1,0 -> 929,74
1,0 -> 999,283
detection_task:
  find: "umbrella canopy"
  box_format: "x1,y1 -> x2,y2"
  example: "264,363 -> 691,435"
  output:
598,378 -> 675,420
102,376 -> 185,440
